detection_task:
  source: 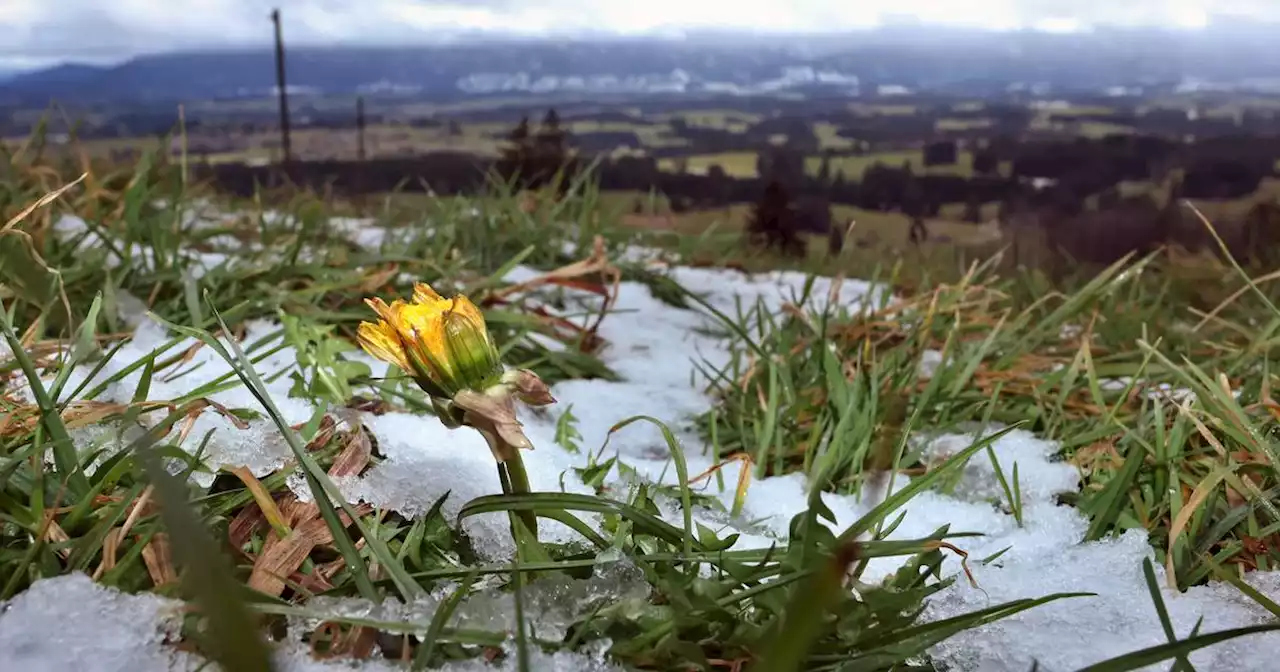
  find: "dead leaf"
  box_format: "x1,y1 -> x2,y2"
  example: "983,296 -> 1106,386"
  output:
141,533 -> 179,588
227,466 -> 292,535
248,504 -> 370,597
228,502 -> 269,552
328,424 -> 373,478
358,265 -> 401,293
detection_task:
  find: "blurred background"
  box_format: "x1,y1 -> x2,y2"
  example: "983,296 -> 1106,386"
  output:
4,1 -> 1280,266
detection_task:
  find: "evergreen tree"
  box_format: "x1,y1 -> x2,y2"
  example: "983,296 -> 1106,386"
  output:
705,164 -> 730,208
534,108 -> 571,193
497,116 -> 534,185
747,180 -> 805,258
536,108 -> 566,157
756,147 -> 805,192
816,155 -> 832,185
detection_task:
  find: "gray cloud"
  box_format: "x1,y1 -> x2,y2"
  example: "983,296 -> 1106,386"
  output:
2,0 -> 1278,69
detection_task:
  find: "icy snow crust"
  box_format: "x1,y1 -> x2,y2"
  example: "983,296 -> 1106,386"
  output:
4,216 -> 1280,669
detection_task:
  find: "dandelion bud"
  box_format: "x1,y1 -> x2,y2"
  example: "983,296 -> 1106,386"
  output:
502,369 -> 556,407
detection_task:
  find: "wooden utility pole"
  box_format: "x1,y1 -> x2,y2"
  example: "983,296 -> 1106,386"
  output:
270,8 -> 292,165
356,96 -> 366,161
354,96 -> 367,206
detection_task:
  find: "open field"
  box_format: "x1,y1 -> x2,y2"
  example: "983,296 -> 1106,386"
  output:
812,121 -> 858,150
6,122 -> 514,164
653,149 -> 991,180
655,151 -> 757,177
848,103 -> 918,116
807,149 -> 984,179
654,109 -> 763,130
6,140 -> 1280,669
1029,117 -> 1137,139
1111,175 -> 1280,223
935,117 -> 996,132
2,95 -> 1185,172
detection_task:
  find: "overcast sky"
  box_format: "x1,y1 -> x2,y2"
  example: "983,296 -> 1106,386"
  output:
2,0 -> 1278,71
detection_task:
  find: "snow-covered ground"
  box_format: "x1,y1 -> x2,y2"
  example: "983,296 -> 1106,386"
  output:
3,213 -> 1280,671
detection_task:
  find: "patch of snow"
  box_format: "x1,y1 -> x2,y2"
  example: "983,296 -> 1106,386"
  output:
454,559 -> 648,642
500,265 -> 545,285
328,217 -> 388,251
1100,376 -> 1210,404
0,573 -> 202,672
52,214 -> 233,279
522,330 -> 566,352
928,530 -> 1280,671
437,645 -> 623,672
918,428 -> 1079,506
278,560 -> 643,667
114,290 -> 153,328
64,422 -> 148,474
0,572 -> 432,672
5,318 -> 312,487
615,244 -> 674,267
919,349 -> 946,379
308,409 -> 600,560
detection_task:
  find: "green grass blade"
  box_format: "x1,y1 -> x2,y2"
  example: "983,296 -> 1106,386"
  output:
1076,624 -> 1280,672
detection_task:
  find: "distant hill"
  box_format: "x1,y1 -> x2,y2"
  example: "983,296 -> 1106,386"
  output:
3,63 -> 117,93
4,26 -> 1280,105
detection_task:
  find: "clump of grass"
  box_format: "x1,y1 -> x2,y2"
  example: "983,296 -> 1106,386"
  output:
692,218 -> 1280,655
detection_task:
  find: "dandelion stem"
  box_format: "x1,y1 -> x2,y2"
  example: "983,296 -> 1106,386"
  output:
497,451 -> 539,544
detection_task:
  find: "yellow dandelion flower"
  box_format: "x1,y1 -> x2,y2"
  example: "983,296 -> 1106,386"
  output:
355,320 -> 410,372
358,283 -> 502,396
412,282 -> 444,304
